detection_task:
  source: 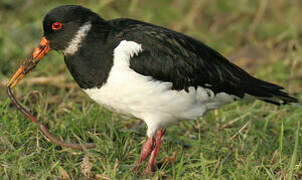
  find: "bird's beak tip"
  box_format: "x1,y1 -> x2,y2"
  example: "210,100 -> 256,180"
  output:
7,37 -> 51,88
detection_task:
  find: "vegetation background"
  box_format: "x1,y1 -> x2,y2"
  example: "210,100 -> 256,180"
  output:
0,0 -> 301,179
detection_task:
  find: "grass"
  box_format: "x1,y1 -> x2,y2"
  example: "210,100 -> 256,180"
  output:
0,0 -> 302,179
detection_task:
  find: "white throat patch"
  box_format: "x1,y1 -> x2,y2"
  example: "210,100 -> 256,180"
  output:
63,21 -> 92,56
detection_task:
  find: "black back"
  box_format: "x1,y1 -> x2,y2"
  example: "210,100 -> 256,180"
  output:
108,18 -> 297,104
63,15 -> 297,105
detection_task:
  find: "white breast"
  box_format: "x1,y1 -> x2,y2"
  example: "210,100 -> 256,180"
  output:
83,40 -> 237,137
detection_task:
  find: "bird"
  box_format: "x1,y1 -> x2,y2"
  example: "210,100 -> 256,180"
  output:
7,5 -> 298,174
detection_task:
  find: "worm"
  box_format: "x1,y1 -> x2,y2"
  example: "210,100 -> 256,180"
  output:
7,85 -> 96,150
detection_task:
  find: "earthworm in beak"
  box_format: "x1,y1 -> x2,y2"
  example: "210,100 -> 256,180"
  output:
7,37 -> 51,88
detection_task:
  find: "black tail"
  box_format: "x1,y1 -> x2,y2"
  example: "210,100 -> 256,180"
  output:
245,78 -> 298,105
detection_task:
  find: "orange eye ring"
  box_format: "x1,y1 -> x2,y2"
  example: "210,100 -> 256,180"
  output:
52,22 -> 62,30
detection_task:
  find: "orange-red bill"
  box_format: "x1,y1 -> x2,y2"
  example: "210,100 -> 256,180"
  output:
7,37 -> 51,88
32,37 -> 51,61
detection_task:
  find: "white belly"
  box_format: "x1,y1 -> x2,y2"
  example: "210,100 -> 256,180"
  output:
84,75 -> 209,121
83,40 -> 236,136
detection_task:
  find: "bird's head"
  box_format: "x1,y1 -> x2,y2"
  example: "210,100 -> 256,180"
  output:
43,5 -> 98,51
8,5 -> 103,88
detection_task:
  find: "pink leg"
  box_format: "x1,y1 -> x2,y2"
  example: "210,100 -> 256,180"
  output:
132,137 -> 154,173
145,129 -> 166,174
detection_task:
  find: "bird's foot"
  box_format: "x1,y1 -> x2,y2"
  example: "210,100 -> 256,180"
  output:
133,129 -> 166,175
132,137 -> 154,174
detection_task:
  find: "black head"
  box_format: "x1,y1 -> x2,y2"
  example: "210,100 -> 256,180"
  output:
7,5 -> 110,89
43,5 -> 103,51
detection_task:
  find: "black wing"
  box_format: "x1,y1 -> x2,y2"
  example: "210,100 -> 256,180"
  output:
111,19 -> 297,105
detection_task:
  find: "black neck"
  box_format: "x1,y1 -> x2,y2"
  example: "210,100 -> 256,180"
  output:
64,18 -> 116,89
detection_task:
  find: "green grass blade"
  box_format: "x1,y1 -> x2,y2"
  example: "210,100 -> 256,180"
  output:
288,120 -> 300,180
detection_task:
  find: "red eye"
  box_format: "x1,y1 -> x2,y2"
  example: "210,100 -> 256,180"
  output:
52,22 -> 62,30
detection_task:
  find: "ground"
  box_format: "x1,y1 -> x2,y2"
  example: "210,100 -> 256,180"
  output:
0,0 -> 301,179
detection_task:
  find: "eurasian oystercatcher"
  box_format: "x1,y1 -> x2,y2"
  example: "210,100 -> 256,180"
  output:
8,5 -> 298,173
